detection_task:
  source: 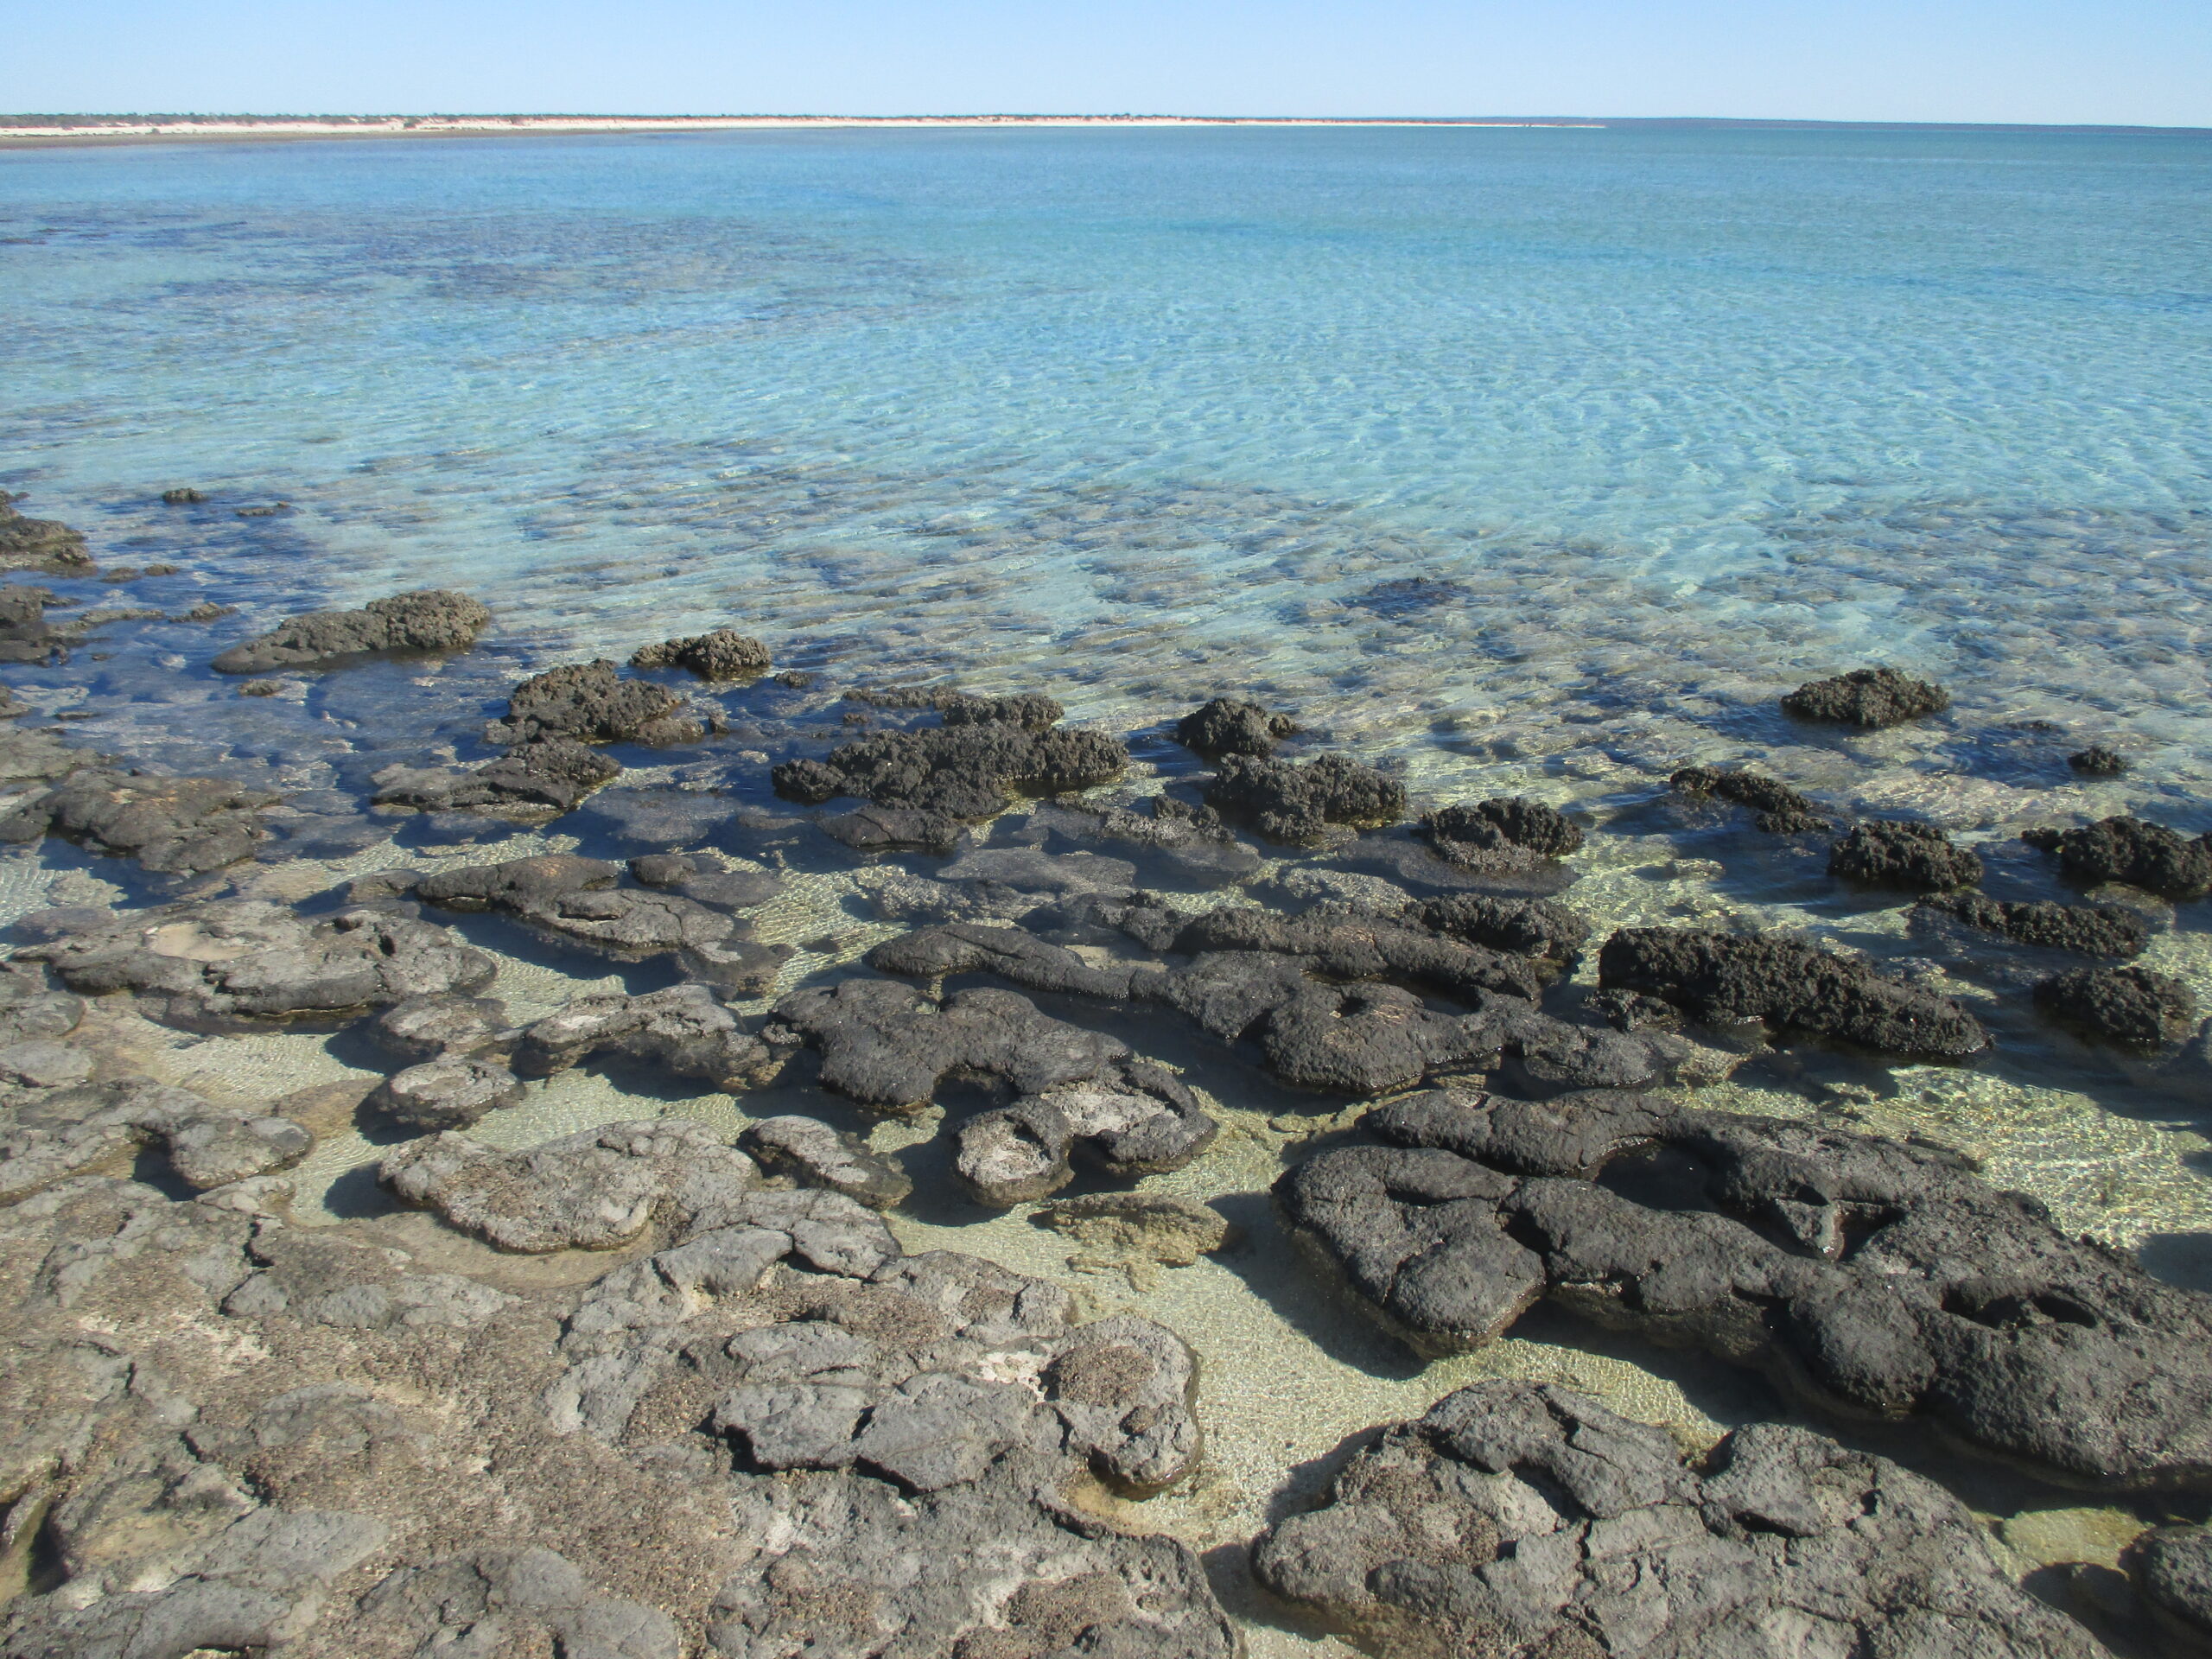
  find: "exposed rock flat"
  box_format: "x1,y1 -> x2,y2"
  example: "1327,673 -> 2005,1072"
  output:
1174,696 -> 1291,758
0,1142 -> 1229,1656
1599,925 -> 1989,1058
1828,817 -> 1983,891
1254,1379 -> 2105,1658
1782,666 -> 1950,728
2035,963 -> 2198,1051
0,493 -> 93,572
627,626 -> 770,681
772,716 -> 1127,822
2025,814 -> 2212,902
0,769 -> 278,874
1202,752 -> 1404,843
1279,1087 -> 2212,1489
21,901 -> 497,1029
2,1074 -> 310,1200
1669,763 -> 1828,832
211,590 -> 490,673
487,659 -> 708,747
1913,891 -> 2149,957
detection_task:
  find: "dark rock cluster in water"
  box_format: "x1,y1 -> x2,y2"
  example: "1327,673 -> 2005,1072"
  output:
1782,664 -> 1951,728
0,492 -> 92,573
210,588 -> 490,673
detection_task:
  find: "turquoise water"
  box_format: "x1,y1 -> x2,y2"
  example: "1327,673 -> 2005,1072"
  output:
2,125 -> 2210,792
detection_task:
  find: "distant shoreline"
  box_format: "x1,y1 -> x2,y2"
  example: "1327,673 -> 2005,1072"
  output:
3,112 -> 2205,147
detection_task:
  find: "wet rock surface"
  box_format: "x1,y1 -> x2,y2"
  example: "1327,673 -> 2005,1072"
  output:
2035,964 -> 2199,1052
772,715 -> 1127,821
1174,696 -> 1292,759
2025,815 -> 2212,902
1038,1192 -> 1233,1287
0,769 -> 279,875
1202,752 -> 1405,843
1669,764 -> 1829,832
513,983 -> 782,1094
488,659 -> 708,747
0,493 -> 94,572
1599,925 -> 1990,1058
1782,665 -> 1951,728
20,901 -> 498,1029
1828,817 -> 1984,891
628,626 -> 771,681
740,1114 -> 912,1209
370,736 -> 621,820
1280,1087 -> 2212,1489
1913,891 -> 2151,958
1421,796 -> 1584,865
1254,1379 -> 2104,1658
0,1140 -> 1229,1656
211,589 -> 491,673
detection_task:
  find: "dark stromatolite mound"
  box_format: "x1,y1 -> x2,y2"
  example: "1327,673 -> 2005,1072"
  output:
0,768 -> 278,875
211,590 -> 490,673
1028,797 -> 1262,887
1174,696 -> 1292,759
1403,893 -> 1589,977
627,626 -> 771,682
19,901 -> 496,1029
487,659 -> 708,747
407,855 -> 790,993
159,486 -> 206,504
1598,925 -> 1989,1058
935,690 -> 1065,728
1201,752 -> 1404,844
627,850 -> 782,910
0,1170 -> 1229,1657
870,914 -> 1689,1098
1781,665 -> 1950,728
2133,1526 -> 2212,1653
741,1115 -> 912,1209
772,715 -> 1127,823
1166,905 -> 1548,1002
2024,815 -> 2212,902
0,585 -> 62,664
1669,763 -> 1828,832
0,493 -> 92,573
953,1059 -> 1217,1206
2035,964 -> 2198,1052
370,737 -> 621,820
1281,1086 -> 2212,1490
512,982 -> 784,1093
2071,744 -> 2129,777
1421,796 -> 1583,864
1827,817 -> 1984,891
1253,1379 -> 2105,1659
1914,891 -> 2150,958
771,979 -> 1130,1115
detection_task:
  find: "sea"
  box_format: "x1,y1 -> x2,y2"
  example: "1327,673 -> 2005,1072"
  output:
2,123 -> 2209,1649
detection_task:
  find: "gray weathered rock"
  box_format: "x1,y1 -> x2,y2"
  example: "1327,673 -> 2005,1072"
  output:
1281,1087 -> 2212,1489
1,1076 -> 310,1200
628,626 -> 770,681
2132,1525 -> 2212,1653
1203,752 -> 1404,844
365,994 -> 512,1063
513,982 -> 782,1093
20,901 -> 497,1029
1254,1379 -> 2105,1659
953,1059 -> 1217,1206
379,1118 -> 765,1252
0,493 -> 93,573
1782,666 -> 1950,728
370,737 -> 621,820
367,1056 -> 525,1131
740,1115 -> 912,1209
1598,925 -> 1989,1058
360,1548 -> 679,1659
1829,818 -> 1983,891
211,590 -> 490,673
0,770 -> 278,874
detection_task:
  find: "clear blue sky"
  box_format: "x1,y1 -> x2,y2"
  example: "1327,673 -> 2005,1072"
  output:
7,0 -> 2209,127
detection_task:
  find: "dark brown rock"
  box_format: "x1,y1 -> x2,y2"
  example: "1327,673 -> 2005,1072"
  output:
1827,818 -> 1982,892
2024,815 -> 2212,902
488,659 -> 706,747
1202,753 -> 1404,844
1781,666 -> 1949,728
1173,696 -> 1292,759
628,627 -> 771,682
1913,892 -> 2149,958
211,590 -> 490,673
2035,964 -> 2198,1051
1669,764 -> 1828,832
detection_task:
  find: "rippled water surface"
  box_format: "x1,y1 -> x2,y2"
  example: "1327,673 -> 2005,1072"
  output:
4,124 -> 2212,1653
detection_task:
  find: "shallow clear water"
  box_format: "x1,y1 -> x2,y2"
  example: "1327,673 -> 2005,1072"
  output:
4,125 -> 2212,1653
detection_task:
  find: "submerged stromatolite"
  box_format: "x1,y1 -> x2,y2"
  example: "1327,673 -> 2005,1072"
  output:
212,589 -> 490,673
